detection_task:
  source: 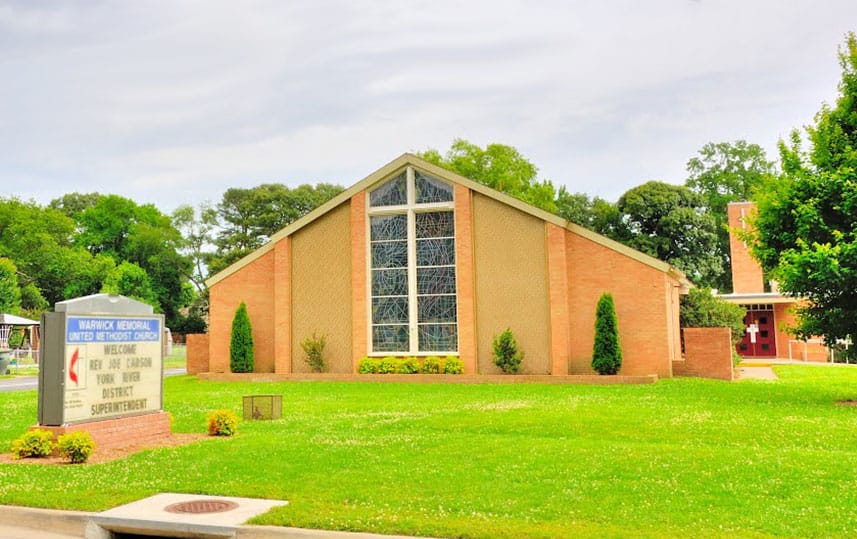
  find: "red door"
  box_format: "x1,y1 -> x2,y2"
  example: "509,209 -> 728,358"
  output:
737,309 -> 777,357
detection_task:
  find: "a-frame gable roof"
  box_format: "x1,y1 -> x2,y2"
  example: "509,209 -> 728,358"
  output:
206,153 -> 690,288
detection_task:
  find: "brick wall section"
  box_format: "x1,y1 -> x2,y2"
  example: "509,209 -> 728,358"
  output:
566,232 -> 676,378
350,192 -> 368,372
186,333 -> 209,374
774,303 -> 829,361
546,223 -> 570,375
33,412 -> 171,451
727,202 -> 765,294
674,327 -> 734,381
454,185 -> 477,374
273,238 -> 292,373
208,250 -> 275,373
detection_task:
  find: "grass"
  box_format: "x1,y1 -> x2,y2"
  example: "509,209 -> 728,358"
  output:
1,365 -> 856,538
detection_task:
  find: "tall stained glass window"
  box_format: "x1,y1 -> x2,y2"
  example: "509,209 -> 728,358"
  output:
368,167 -> 457,353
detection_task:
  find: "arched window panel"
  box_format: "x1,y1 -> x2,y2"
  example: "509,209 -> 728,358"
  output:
415,171 -> 454,203
370,172 -> 407,207
368,166 -> 458,354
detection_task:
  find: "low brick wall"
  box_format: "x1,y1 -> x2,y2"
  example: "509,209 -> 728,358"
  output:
186,333 -> 210,374
197,372 -> 659,385
674,327 -> 734,381
33,411 -> 171,450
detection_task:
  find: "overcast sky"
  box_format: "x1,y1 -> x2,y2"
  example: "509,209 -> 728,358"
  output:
2,1 -> 855,213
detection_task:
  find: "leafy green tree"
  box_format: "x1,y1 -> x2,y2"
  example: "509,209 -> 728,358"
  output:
680,287 -> 746,346
616,181 -> 722,286
592,293 -> 622,375
685,141 -> 775,291
555,187 -> 630,240
0,257 -> 22,314
101,261 -> 161,310
420,139 -> 558,213
172,203 -> 218,293
230,302 -> 254,373
0,198 -> 112,307
48,192 -> 101,218
73,194 -> 190,324
751,32 -> 857,350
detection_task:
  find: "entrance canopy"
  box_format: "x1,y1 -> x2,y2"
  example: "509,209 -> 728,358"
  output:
0,313 -> 39,326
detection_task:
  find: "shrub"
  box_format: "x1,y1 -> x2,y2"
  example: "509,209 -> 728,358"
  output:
56,432 -> 95,464
492,328 -> 524,373
420,356 -> 442,374
680,287 -> 746,346
378,356 -> 397,374
208,409 -> 239,436
395,357 -> 419,374
358,357 -> 380,374
301,332 -> 328,373
230,302 -> 254,373
443,357 -> 464,374
592,293 -> 622,375
10,429 -> 54,459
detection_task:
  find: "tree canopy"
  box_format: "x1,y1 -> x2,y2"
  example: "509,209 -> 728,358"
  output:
752,32 -> 857,350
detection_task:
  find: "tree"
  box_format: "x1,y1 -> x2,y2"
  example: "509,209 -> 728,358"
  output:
555,187 -> 630,240
101,261 -> 160,310
230,302 -> 254,373
751,32 -> 857,351
679,287 -> 746,347
0,257 -> 21,314
685,141 -> 775,291
73,194 -> 191,324
616,181 -> 722,286
171,203 -> 218,293
491,328 -> 524,373
592,293 -> 622,375
48,192 -> 101,218
420,139 -> 558,213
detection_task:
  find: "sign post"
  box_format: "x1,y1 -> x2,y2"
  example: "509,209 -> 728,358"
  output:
37,294 -> 170,448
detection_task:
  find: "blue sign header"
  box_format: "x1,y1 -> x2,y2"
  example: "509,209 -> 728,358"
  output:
66,316 -> 161,343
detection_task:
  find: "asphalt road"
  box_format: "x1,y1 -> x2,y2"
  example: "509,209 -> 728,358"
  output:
0,368 -> 187,393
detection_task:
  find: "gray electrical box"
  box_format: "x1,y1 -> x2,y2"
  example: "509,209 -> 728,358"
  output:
38,294 -> 164,426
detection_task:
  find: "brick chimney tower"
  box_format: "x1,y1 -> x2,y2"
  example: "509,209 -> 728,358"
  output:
727,202 -> 765,294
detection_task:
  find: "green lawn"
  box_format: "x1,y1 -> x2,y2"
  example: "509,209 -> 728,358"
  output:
1,366 -> 856,538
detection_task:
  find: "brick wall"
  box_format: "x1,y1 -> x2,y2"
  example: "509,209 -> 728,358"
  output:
186,333 -> 209,374
727,202 -> 765,294
674,327 -> 734,381
566,232 -> 677,378
34,412 -> 171,451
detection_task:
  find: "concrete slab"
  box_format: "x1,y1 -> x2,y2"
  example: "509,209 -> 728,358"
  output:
88,493 -> 288,538
737,366 -> 779,380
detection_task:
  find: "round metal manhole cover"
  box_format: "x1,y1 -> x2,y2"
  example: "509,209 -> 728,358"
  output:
164,499 -> 239,514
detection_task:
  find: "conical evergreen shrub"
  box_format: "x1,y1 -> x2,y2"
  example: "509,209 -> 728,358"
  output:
592,293 -> 622,375
230,302 -> 255,373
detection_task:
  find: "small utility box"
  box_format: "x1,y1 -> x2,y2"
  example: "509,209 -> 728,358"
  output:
243,395 -> 282,420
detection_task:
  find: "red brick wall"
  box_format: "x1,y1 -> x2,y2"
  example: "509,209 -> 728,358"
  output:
208,250 -> 276,373
727,202 -> 765,294
674,327 -> 734,380
34,412 -> 171,451
566,232 -> 676,378
186,333 -> 209,374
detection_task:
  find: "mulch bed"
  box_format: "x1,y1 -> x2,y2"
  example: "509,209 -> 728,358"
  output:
836,400 -> 857,407
0,433 -> 208,466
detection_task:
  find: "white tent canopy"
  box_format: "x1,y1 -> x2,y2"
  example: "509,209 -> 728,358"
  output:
0,313 -> 39,326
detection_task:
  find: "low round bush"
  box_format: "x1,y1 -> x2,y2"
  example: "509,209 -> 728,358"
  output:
420,356 -> 442,374
208,409 -> 239,436
11,429 -> 55,459
358,357 -> 380,373
378,357 -> 396,374
395,357 -> 419,374
443,357 -> 464,374
57,432 -> 95,464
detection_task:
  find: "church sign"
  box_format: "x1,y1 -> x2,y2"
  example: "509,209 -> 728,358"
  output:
39,295 -> 164,426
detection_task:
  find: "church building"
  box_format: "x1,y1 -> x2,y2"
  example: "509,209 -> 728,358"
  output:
205,154 -> 691,377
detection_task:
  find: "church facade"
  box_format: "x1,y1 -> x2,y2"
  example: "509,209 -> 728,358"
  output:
205,154 -> 691,377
